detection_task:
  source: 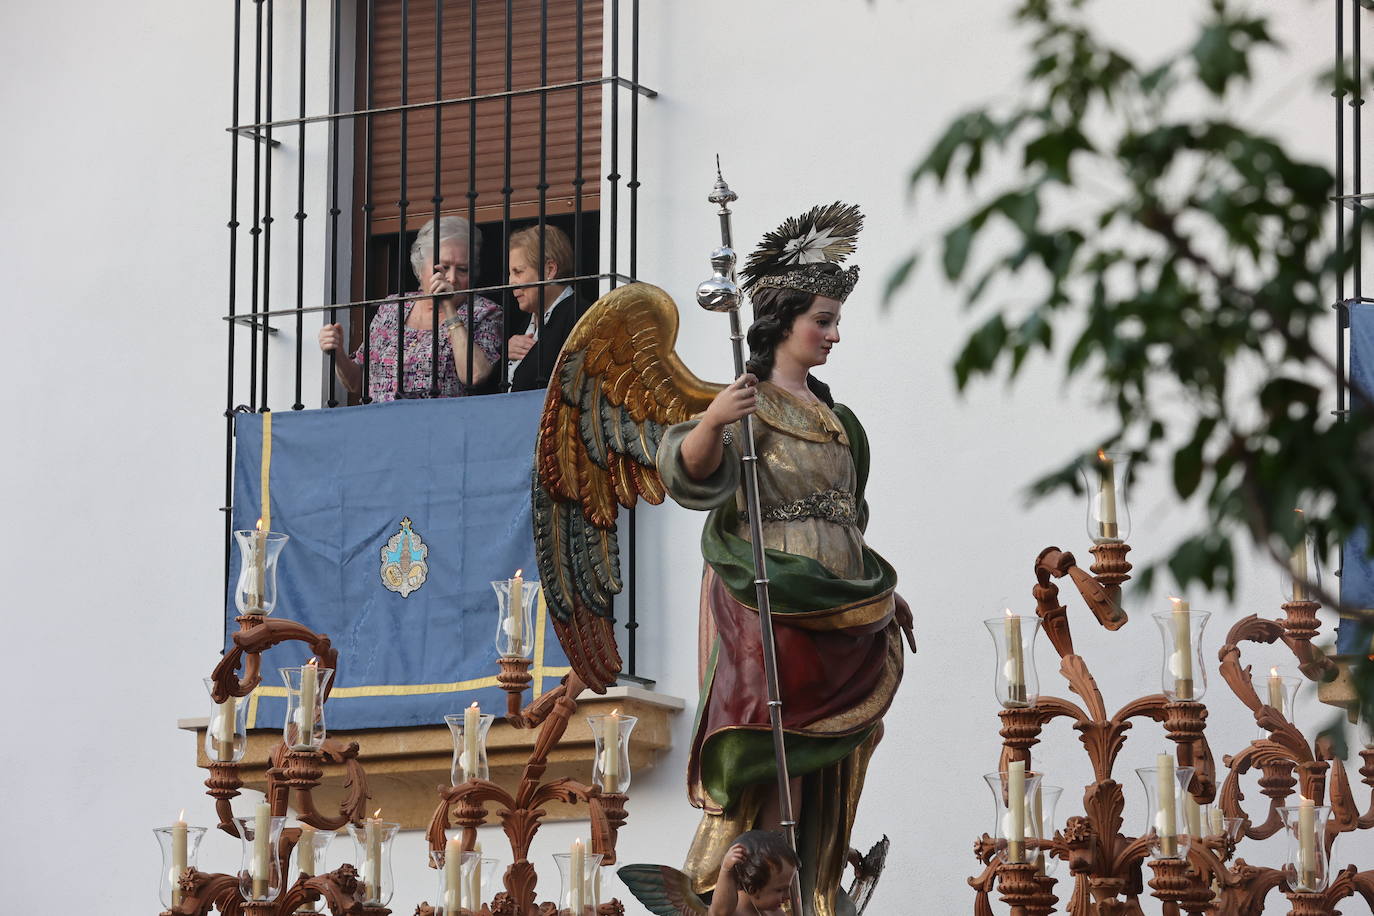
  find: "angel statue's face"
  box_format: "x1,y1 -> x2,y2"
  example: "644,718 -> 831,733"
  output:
777,295 -> 843,371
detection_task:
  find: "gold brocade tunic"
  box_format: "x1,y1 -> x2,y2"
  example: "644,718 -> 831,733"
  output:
731,383 -> 865,579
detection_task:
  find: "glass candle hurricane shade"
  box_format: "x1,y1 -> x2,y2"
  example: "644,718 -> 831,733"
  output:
1080,450 -> 1131,544
1279,801 -> 1332,893
984,614 -> 1041,708
492,575 -> 539,659
982,767 -> 1045,865
1152,604 -> 1210,701
349,818 -> 401,906
203,677 -> 250,763
281,664 -> 334,751
445,709 -> 495,784
153,822 -> 207,909
1134,762 -> 1197,860
554,847 -> 605,916
588,712 -> 638,794
233,528 -> 289,615
235,811 -> 287,902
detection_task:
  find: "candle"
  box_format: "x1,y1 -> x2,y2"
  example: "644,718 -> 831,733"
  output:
365,810 -> 382,901
249,518 -> 267,613
570,838 -> 586,914
253,800 -> 271,897
508,570 -> 525,656
463,702 -> 480,781
602,709 -> 622,793
1003,610 -> 1026,705
213,697 -> 236,762
1268,667 -> 1285,715
172,811 -> 188,905
1097,450 -> 1119,540
1007,761 -> 1026,864
442,835 -> 462,913
1185,793 -> 1201,839
1208,805 -> 1225,837
1170,598 -> 1194,700
296,658 -> 319,749
1291,510 -> 1309,602
1298,795 -> 1316,887
468,841 -> 482,912
299,825 -> 316,877
1156,754 -> 1178,857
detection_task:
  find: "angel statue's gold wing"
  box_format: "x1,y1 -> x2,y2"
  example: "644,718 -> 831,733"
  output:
533,283 -> 721,692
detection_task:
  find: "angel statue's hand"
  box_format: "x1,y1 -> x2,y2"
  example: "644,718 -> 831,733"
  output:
703,373 -> 758,429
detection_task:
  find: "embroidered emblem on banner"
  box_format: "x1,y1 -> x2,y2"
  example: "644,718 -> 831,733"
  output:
380,516 -> 429,597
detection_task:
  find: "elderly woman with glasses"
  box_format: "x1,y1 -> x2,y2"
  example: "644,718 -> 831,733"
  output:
318,216 -> 503,402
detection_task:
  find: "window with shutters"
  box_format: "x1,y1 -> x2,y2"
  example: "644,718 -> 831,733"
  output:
353,0 -> 608,307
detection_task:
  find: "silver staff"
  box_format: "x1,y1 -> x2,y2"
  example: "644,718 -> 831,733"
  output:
696,163 -> 804,913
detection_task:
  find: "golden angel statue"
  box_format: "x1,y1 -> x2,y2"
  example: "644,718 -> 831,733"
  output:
533,201 -> 914,916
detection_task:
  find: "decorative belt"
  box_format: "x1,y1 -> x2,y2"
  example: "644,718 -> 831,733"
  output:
741,488 -> 858,525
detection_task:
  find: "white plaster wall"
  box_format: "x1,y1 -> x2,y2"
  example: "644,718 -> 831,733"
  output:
1,1 -> 1367,913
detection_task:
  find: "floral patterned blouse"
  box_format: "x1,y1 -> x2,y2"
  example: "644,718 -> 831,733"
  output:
350,295 -> 504,402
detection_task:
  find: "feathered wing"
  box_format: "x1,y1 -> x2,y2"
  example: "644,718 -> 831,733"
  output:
533,283 -> 721,692
616,864 -> 710,916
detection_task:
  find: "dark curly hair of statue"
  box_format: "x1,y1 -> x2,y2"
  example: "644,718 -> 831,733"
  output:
744,264 -> 839,408
730,830 -> 801,896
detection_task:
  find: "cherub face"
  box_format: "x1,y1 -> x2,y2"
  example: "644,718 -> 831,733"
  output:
750,863 -> 796,912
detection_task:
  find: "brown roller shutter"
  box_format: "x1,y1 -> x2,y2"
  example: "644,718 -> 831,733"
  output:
362,0 -> 603,236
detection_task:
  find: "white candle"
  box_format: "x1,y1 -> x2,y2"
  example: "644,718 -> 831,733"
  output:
509,571 -> 524,655
463,702 -> 480,781
1291,510 -> 1309,602
299,825 -> 316,877
249,519 -> 267,613
1298,795 -> 1316,887
1156,754 -> 1178,857
570,838 -> 586,913
1170,598 -> 1194,700
1097,450 -> 1119,540
1208,805 -> 1225,837
253,800 -> 271,897
1003,610 -> 1026,704
296,658 -> 319,749
365,811 -> 382,901
1007,761 -> 1026,864
1268,668 -> 1285,715
442,836 -> 462,914
602,710 -> 622,793
1185,793 -> 1201,839
213,697 -> 236,761
468,841 -> 482,912
172,811 -> 188,905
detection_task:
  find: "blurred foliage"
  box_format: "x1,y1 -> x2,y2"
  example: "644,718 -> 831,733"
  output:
895,0 -> 1374,723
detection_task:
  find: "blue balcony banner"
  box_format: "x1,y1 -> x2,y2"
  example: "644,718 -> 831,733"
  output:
1338,303 -> 1374,656
228,391 -> 570,731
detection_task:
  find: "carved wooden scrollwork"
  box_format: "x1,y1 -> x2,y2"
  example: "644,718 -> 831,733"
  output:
974,536 -> 1374,916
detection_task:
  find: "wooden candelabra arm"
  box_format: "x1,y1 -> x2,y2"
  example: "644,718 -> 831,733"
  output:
588,790 -> 629,866
210,616 -> 339,703
159,868 -> 241,916
1030,543 -> 1132,661
1218,742 -> 1317,841
273,864 -> 386,916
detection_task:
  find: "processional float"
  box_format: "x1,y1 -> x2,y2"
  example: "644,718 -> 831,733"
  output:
154,171 -> 821,916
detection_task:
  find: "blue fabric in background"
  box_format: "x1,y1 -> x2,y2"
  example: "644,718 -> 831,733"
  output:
228,392 -> 569,730
1338,304 -> 1374,656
